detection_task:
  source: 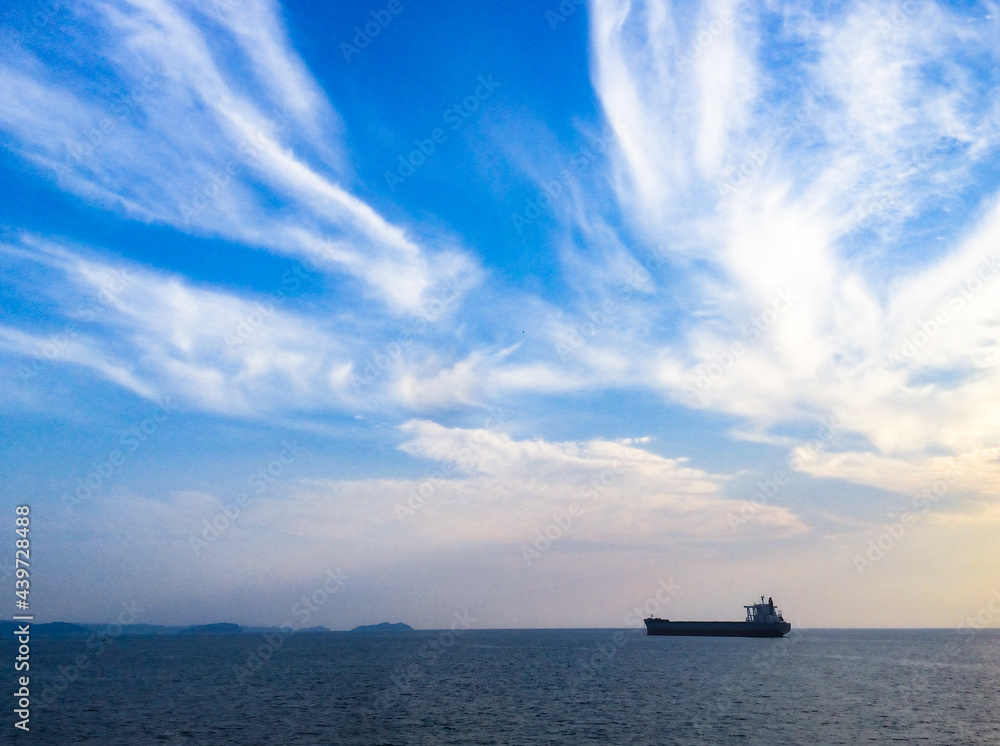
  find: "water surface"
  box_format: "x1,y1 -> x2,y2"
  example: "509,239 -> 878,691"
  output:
10,628 -> 999,744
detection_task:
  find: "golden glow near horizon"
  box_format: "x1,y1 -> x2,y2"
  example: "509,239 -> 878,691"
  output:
2,0 -> 999,628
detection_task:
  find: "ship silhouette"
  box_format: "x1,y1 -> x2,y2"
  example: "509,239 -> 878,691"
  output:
644,596 -> 791,638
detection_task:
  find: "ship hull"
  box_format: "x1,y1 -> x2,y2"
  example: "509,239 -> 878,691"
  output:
643,619 -> 791,637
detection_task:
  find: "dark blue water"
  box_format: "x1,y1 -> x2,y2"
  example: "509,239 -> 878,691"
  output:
7,628 -> 1000,744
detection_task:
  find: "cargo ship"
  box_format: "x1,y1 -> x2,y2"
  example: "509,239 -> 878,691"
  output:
644,596 -> 791,637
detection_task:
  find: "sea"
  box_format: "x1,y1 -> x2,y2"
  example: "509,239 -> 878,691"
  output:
7,628 -> 1000,744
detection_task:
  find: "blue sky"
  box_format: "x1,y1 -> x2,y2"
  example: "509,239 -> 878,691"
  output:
2,0 -> 1000,629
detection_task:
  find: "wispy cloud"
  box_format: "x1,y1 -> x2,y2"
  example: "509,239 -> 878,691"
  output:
0,236 -> 356,415
3,0 -> 1000,504
158,422 -> 812,554
793,445 -> 1000,499
574,0 -> 1000,497
0,0 -> 479,313
390,420 -> 808,540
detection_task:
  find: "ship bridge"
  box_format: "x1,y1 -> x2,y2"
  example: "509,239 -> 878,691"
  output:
745,596 -> 785,624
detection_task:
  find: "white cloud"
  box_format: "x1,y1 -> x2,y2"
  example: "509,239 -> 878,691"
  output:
1,237 -> 354,415
0,0 -> 479,314
387,420 -> 808,541
792,445 -> 1000,499
4,0 -> 1000,506
576,0 -> 1000,484
106,422 -> 805,565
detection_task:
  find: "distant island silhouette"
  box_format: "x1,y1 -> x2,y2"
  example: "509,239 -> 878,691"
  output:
350,622 -> 414,633
0,620 -> 391,637
16,621 -> 92,638
178,622 -> 244,636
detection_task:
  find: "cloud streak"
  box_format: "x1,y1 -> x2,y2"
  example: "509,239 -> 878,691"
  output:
578,0 -> 1000,496
0,0 -> 478,314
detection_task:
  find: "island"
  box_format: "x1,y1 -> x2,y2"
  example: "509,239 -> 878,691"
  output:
350,622 -> 414,633
177,622 -> 245,636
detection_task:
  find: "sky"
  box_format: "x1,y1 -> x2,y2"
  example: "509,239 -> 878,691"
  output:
1,0 -> 999,630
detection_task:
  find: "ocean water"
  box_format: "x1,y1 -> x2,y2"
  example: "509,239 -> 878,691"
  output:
9,628 -> 1000,744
